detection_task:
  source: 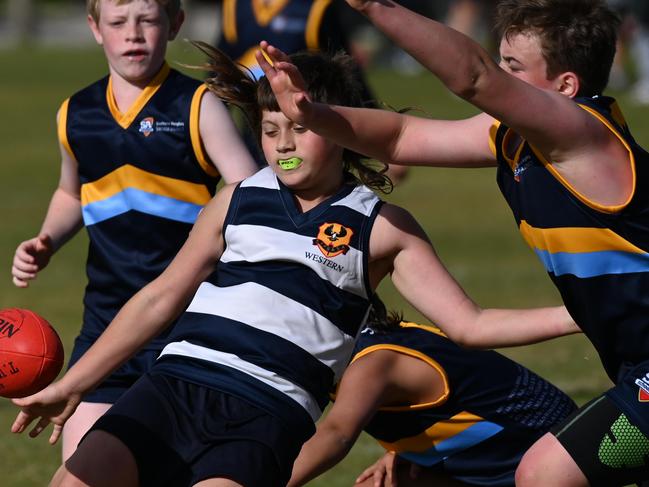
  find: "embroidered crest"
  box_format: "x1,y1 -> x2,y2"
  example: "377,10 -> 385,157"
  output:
313,222 -> 353,258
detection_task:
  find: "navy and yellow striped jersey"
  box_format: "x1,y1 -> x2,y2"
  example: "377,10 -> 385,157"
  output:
493,95 -> 649,382
155,167 -> 382,437
218,0 -> 346,78
354,323 -> 576,485
60,63 -> 220,349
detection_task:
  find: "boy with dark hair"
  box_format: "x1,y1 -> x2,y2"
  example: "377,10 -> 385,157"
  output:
258,0 -> 649,484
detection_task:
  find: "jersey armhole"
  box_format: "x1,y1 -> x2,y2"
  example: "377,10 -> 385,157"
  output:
190,85 -> 220,178
530,104 -> 636,214
352,343 -> 450,411
57,98 -> 77,163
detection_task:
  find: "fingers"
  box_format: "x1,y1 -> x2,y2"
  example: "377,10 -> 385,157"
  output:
261,41 -> 291,64
12,275 -> 30,288
11,409 -> 36,434
49,424 -> 63,445
255,46 -> 274,78
29,417 -> 51,438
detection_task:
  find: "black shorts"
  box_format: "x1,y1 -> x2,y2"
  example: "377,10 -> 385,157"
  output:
68,336 -> 160,403
86,373 -> 306,487
552,394 -> 649,486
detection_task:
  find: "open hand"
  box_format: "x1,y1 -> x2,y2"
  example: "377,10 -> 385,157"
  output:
11,381 -> 82,445
355,451 -> 399,487
255,41 -> 313,125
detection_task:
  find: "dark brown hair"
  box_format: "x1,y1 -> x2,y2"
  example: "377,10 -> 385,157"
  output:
193,41 -> 393,193
494,0 -> 620,96
366,294 -> 403,332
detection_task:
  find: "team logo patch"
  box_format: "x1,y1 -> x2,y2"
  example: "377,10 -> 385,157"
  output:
139,117 -> 155,137
313,222 -> 354,258
635,373 -> 649,402
513,155 -> 532,182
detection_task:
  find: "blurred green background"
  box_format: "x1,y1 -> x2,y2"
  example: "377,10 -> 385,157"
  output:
0,37 -> 647,485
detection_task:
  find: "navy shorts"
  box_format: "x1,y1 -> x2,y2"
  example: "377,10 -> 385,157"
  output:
86,373 -> 306,487
68,336 -> 160,403
551,363 -> 649,487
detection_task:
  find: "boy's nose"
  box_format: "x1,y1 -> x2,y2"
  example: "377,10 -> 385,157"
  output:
125,21 -> 144,41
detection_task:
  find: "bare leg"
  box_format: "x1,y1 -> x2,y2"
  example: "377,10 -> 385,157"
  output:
61,401 -> 112,461
51,430 -> 139,487
515,432 -> 589,487
193,479 -> 244,487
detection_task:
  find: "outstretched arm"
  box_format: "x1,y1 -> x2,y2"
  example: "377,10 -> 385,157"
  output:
369,204 -> 580,349
256,42 -> 496,168
11,184 -> 236,445
344,1 -> 610,161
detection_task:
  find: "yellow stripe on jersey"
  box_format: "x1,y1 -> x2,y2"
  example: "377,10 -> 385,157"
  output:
106,63 -> 170,129
519,220 -> 646,255
57,98 -> 76,162
305,0 -> 332,51
80,164 -> 212,207
190,84 -> 219,178
222,0 -> 238,43
378,411 -> 485,453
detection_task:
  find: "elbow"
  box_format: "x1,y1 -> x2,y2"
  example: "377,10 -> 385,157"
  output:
446,54 -> 494,103
443,316 -> 484,350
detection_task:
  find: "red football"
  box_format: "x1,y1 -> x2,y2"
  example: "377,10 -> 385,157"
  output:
0,308 -> 64,398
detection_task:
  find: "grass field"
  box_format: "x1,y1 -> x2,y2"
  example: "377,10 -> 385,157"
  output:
0,42 -> 647,485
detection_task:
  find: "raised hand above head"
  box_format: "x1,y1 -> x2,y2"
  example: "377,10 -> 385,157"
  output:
255,41 -> 314,125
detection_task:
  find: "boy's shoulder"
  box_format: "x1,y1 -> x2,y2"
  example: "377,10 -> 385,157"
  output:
67,66 -> 203,103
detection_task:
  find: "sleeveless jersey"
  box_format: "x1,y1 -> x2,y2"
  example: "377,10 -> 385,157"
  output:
218,0 -> 346,78
60,64 -> 220,349
155,167 -> 382,433
355,323 -> 576,477
493,95 -> 649,382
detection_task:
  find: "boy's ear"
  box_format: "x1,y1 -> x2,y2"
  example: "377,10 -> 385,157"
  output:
556,71 -> 580,98
87,14 -> 103,45
168,9 -> 185,41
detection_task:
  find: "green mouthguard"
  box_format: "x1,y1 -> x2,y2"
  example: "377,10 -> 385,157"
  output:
278,157 -> 303,170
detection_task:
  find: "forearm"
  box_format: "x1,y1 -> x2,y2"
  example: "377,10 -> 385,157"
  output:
358,1 -> 494,98
456,305 -> 580,349
304,104 -> 404,163
40,187 -> 83,252
288,426 -> 356,487
58,281 -> 183,395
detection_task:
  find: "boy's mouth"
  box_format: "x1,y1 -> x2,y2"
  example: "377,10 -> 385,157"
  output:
278,157 -> 303,170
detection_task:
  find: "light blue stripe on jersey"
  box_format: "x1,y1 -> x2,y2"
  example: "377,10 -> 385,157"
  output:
399,421 -> 504,467
186,281 -> 356,380
159,340 -> 322,421
82,188 -> 202,225
533,248 -> 649,277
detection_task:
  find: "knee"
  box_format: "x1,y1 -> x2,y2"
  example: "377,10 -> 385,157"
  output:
515,453 -> 543,487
